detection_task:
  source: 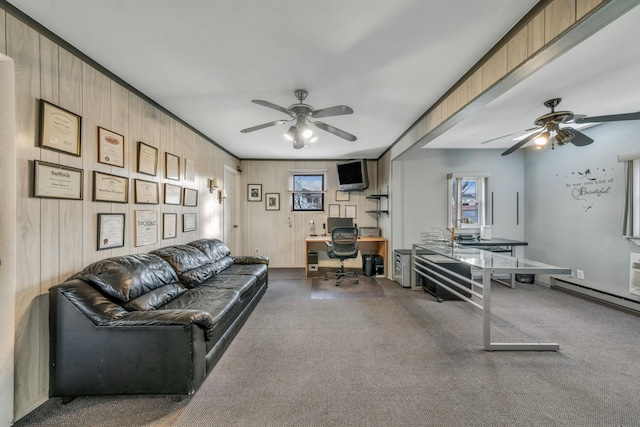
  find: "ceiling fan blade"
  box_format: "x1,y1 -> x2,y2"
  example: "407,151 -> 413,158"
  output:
312,121 -> 357,141
480,127 -> 540,145
576,112 -> 640,123
501,131 -> 542,156
240,119 -> 288,133
565,128 -> 594,146
311,105 -> 353,118
251,100 -> 292,116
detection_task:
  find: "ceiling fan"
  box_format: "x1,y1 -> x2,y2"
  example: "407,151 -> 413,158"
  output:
240,89 -> 356,149
487,98 -> 640,156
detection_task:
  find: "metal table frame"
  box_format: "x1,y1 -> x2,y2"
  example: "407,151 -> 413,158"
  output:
412,243 -> 572,351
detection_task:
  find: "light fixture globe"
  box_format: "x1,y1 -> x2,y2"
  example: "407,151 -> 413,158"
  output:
534,131 -> 550,146
292,138 -> 305,149
284,126 -> 296,141
555,128 -> 575,146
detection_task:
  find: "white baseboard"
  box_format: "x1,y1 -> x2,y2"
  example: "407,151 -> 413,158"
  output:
550,276 -> 640,315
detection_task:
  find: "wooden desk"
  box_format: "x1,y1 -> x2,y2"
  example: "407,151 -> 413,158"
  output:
304,236 -> 388,277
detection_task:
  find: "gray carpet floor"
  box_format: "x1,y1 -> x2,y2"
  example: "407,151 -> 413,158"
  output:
15,268 -> 640,426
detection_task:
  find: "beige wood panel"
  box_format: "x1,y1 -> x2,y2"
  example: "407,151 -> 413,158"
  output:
0,9 -> 5,55
506,25 -> 529,72
466,68 -> 483,104
577,0 -> 604,20
83,64 -> 111,265
545,0 -> 576,43
7,14 -> 46,420
482,44 -> 507,90
109,82 -> 130,258
58,48 -> 84,279
527,10 -> 546,56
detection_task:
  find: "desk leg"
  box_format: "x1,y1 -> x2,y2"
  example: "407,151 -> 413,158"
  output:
483,269 -> 492,350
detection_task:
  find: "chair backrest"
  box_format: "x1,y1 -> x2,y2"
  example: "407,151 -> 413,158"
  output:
329,227 -> 359,258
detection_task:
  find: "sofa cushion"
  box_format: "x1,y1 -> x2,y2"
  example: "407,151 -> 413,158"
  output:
188,239 -> 231,263
70,254 -> 179,303
161,288 -> 240,325
201,274 -> 257,299
124,283 -> 187,311
224,263 -> 269,283
150,245 -> 215,288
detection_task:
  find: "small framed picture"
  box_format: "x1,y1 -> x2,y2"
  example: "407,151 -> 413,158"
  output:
184,158 -> 195,182
345,205 -> 356,219
97,126 -> 125,167
97,213 -> 125,250
329,204 -> 340,218
265,193 -> 280,211
165,152 -> 180,180
183,188 -> 198,207
134,179 -> 159,204
137,141 -> 158,176
248,184 -> 262,202
135,210 -> 158,247
163,213 -> 177,239
183,213 -> 197,232
39,99 -> 82,157
336,190 -> 350,201
163,183 -> 182,205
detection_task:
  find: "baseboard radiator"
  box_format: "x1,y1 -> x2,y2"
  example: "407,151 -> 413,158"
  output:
550,276 -> 640,316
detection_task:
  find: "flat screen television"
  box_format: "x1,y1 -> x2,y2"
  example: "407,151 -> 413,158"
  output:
337,159 -> 369,191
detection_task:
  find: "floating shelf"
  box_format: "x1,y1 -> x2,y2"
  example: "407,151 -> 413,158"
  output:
366,194 -> 389,215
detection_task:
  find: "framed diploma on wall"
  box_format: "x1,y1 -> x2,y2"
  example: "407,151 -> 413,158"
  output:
165,152 -> 180,180
163,183 -> 182,205
97,126 -> 125,168
183,188 -> 198,207
163,213 -> 177,239
93,171 -> 128,203
183,213 -> 197,232
137,141 -> 158,176
97,213 -> 125,250
39,100 -> 82,157
134,179 -> 159,204
135,210 -> 158,247
33,160 -> 83,200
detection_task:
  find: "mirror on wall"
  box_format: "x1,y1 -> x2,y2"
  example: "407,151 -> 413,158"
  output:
447,173 -> 489,230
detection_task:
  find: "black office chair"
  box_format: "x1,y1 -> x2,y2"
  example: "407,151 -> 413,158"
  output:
324,227 -> 359,286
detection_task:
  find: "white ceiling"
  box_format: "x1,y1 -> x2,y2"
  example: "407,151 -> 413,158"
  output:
7,0 -> 545,159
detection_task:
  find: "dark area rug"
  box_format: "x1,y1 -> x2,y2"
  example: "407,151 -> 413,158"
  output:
311,274 -> 385,299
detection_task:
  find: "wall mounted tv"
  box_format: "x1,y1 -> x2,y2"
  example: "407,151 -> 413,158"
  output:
337,159 -> 369,191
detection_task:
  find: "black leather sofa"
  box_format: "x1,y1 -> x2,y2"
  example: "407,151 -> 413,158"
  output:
49,239 -> 268,397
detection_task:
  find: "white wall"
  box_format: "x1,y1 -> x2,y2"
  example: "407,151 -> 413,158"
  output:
524,121 -> 640,300
392,148 -> 525,250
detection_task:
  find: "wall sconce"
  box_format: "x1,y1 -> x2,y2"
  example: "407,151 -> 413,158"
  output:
208,178 -> 220,193
218,189 -> 227,204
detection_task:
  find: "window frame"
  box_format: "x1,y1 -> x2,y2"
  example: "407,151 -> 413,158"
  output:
291,173 -> 325,212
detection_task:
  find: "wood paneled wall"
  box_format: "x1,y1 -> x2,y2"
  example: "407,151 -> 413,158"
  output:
3,11 -> 238,419
240,160 -> 381,268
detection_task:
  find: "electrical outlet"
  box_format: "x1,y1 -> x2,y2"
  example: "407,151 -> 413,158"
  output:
255,248 -> 259,254
287,216 -> 292,222
576,269 -> 585,280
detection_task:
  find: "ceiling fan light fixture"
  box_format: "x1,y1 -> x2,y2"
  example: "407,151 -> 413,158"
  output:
534,131 -> 550,146
555,128 -> 575,146
292,138 -> 305,149
284,126 -> 296,141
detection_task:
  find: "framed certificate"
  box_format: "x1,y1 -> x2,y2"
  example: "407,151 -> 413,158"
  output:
97,126 -> 125,167
135,210 -> 158,247
93,171 -> 128,203
165,152 -> 180,180
183,188 -> 198,207
163,183 -> 182,205
336,190 -> 350,201
39,99 -> 81,156
134,179 -> 159,204
97,213 -> 125,250
137,141 -> 158,176
345,205 -> 356,219
183,213 -> 197,232
163,213 -> 177,239
329,204 -> 340,218
33,160 -> 83,200
184,159 -> 195,182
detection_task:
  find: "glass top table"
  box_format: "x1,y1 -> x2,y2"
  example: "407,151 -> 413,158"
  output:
412,243 -> 572,351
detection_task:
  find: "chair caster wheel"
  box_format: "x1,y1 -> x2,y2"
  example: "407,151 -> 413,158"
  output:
355,279 -> 359,284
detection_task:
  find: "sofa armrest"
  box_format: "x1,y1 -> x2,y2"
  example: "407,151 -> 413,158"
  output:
108,309 -> 215,340
233,255 -> 269,265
